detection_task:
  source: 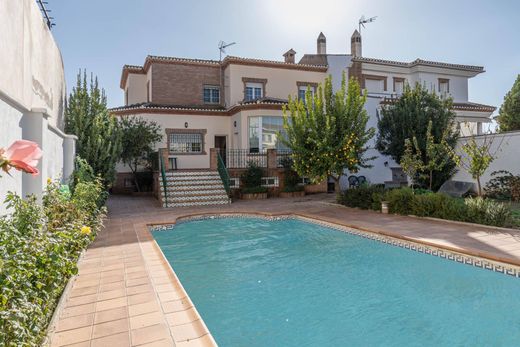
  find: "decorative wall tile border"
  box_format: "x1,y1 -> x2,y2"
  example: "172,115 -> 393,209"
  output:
149,214 -> 520,278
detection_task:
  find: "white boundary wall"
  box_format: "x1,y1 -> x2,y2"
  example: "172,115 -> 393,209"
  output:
451,131 -> 520,188
0,0 -> 76,215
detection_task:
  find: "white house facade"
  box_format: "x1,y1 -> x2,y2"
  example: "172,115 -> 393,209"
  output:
110,30 -> 495,192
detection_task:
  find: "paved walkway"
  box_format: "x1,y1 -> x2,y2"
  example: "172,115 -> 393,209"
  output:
47,194 -> 520,346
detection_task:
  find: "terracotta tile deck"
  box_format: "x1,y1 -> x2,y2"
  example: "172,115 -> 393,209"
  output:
47,193 -> 520,346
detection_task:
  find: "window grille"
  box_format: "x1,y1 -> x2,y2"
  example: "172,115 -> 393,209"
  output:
169,133 -> 203,153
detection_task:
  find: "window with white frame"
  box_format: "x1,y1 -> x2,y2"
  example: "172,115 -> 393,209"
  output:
439,79 -> 449,95
203,86 -> 220,104
245,82 -> 263,101
248,116 -> 288,152
169,132 -> 203,154
394,78 -> 404,94
298,85 -> 316,102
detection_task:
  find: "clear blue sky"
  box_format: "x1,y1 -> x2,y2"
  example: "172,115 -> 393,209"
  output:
52,0 -> 519,116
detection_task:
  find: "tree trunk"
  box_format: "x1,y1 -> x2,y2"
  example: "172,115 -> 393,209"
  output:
333,176 -> 341,195
131,164 -> 141,192
476,176 -> 482,196
429,170 -> 433,191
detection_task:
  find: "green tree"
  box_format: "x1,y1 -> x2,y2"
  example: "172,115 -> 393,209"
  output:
119,116 -> 162,192
376,83 -> 459,190
282,73 -> 375,193
65,70 -> 122,186
497,74 -> 520,132
400,121 -> 452,190
445,135 -> 496,196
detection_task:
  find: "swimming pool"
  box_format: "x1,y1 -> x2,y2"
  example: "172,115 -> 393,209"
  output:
152,216 -> 520,346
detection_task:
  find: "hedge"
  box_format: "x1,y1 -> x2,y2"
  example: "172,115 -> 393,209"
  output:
0,176 -> 106,345
338,186 -> 513,228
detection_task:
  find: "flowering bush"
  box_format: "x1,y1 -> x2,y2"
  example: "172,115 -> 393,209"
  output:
0,177 -> 106,345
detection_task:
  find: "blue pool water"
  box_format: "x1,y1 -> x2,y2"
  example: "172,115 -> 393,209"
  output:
153,217 -> 520,346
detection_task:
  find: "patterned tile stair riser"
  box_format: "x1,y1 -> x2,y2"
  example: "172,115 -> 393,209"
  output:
160,170 -> 231,208
150,214 -> 520,278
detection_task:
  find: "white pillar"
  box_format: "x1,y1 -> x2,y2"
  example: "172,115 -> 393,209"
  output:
20,108 -> 48,200
62,135 -> 77,184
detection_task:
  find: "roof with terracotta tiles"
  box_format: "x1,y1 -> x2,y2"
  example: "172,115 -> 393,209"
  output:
380,98 -> 495,113
354,57 -> 484,72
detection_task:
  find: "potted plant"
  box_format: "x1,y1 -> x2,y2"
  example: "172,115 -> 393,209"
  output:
240,162 -> 268,200
279,157 -> 305,198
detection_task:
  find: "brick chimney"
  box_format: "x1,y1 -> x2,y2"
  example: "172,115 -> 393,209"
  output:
317,32 -> 326,54
283,49 -> 296,63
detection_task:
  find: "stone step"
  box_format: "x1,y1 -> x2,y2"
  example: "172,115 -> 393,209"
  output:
161,189 -> 227,197
162,194 -> 230,202
160,180 -> 223,187
163,177 -> 223,182
164,199 -> 230,208
164,171 -> 220,177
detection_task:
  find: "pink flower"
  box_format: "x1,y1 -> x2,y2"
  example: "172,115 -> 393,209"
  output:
1,140 -> 43,176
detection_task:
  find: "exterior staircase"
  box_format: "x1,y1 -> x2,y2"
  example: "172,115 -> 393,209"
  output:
159,170 -> 231,208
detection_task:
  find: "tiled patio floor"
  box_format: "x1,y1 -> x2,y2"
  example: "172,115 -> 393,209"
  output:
47,193 -> 520,346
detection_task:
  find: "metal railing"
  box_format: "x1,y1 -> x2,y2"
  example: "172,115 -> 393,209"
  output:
276,149 -> 293,168
217,151 -> 231,196
224,149 -> 267,168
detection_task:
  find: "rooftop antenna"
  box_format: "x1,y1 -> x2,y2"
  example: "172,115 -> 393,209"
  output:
37,0 -> 55,29
358,15 -> 377,34
218,41 -> 236,62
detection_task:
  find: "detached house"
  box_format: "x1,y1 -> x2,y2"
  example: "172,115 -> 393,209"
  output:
110,30 -> 495,201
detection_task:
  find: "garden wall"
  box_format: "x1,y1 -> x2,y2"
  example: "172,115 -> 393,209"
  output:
452,131 -> 520,189
0,0 -> 76,214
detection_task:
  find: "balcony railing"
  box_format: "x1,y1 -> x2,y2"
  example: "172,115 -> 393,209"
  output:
223,149 -> 267,168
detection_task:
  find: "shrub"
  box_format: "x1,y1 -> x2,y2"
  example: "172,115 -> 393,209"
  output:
280,157 -> 303,193
485,170 -> 520,202
465,197 -> 512,227
385,188 -> 415,215
241,162 -> 264,191
411,192 -> 467,221
0,178 -> 106,345
338,185 -> 385,210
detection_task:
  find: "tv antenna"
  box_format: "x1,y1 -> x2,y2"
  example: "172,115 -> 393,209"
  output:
358,15 -> 377,33
37,0 -> 55,29
218,41 -> 236,61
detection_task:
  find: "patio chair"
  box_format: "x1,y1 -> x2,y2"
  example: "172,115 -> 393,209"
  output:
348,175 -> 359,188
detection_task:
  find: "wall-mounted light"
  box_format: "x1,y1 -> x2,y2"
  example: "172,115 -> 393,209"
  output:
234,121 -> 237,127
184,122 -> 188,128
384,161 -> 388,167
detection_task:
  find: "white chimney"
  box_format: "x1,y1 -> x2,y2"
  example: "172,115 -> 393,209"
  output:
283,49 -> 296,63
317,32 -> 326,55
351,30 -> 362,57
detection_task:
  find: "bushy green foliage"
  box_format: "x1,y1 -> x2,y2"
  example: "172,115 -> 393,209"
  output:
497,74 -> 520,132
376,83 -> 459,190
465,197 -> 512,227
282,74 -> 375,192
337,184 -> 385,210
0,179 -> 106,345
484,170 -> 520,202
119,116 -> 162,192
280,157 -> 303,193
241,162 -> 264,189
383,188 -> 513,227
65,71 -> 122,186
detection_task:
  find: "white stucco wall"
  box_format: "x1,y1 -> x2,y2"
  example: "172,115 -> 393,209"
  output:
451,131 -> 520,189
0,99 -> 24,199
224,64 -> 326,106
116,113 -> 232,171
0,0 -> 75,215
326,55 -> 352,91
0,0 -> 66,128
